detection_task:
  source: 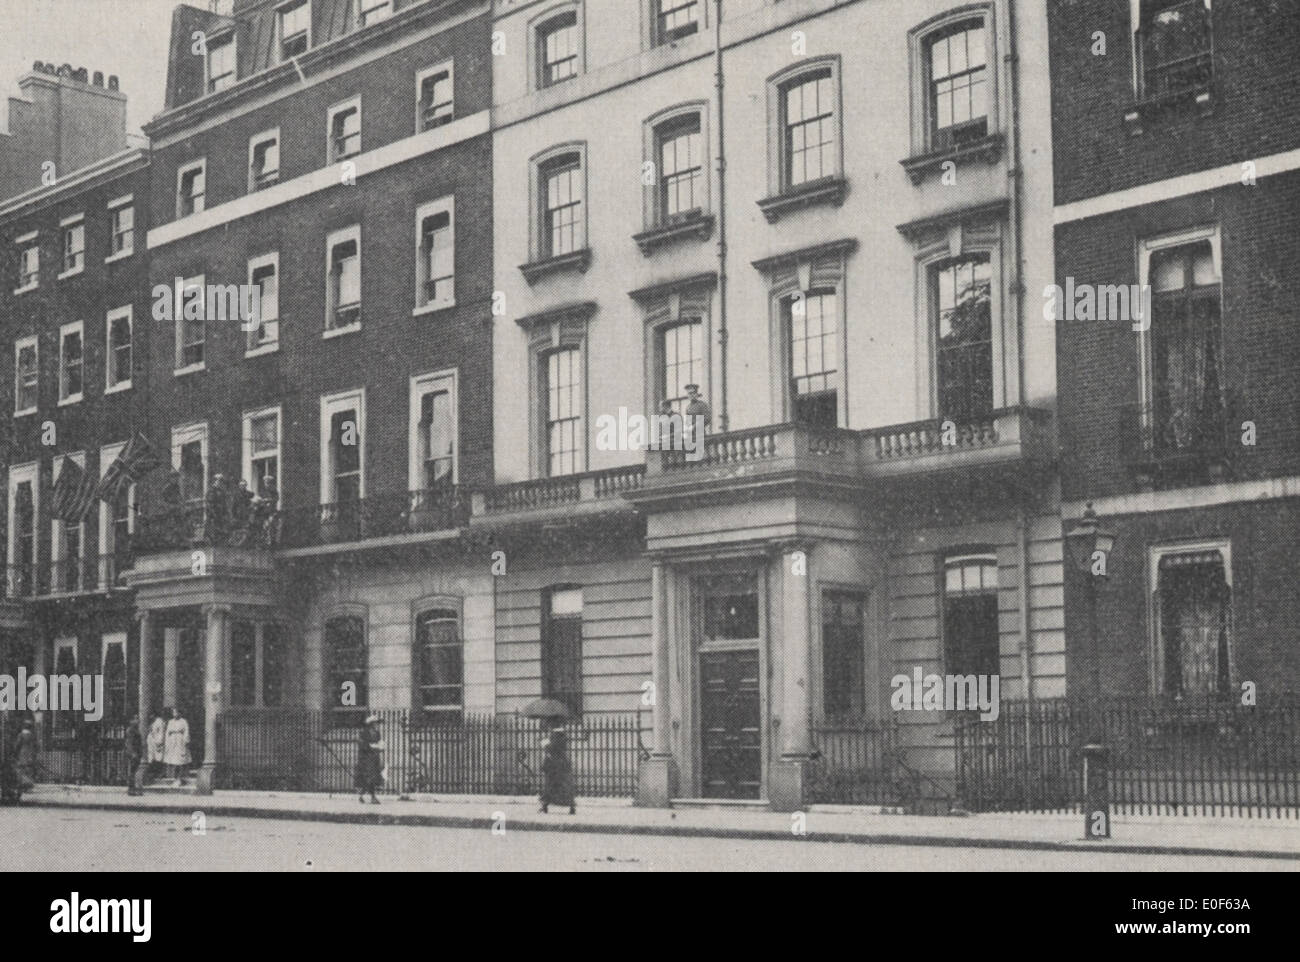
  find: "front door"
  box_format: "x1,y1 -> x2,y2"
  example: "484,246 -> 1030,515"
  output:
700,650 -> 761,799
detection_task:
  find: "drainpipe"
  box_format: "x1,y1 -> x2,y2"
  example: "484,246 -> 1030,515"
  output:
1006,0 -> 1026,410
713,0 -> 729,433
1006,0 -> 1035,809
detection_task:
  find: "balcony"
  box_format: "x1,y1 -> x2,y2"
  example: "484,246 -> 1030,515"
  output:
1,554 -> 132,601
470,466 -> 645,525
279,488 -> 468,551
1119,400 -> 1235,488
635,407 -> 1052,503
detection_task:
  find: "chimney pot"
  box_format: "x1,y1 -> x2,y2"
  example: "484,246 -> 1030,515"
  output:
73,67 -> 88,83
108,75 -> 119,91
58,63 -> 72,77
93,71 -> 104,87
32,60 -> 44,71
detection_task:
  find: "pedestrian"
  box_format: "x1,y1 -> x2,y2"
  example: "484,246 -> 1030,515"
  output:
12,718 -> 37,795
147,709 -> 166,782
539,725 -> 575,815
124,715 -> 144,795
354,714 -> 384,804
163,707 -> 191,784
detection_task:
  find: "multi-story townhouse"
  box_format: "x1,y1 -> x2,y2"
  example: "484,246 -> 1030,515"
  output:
1050,1 -> 1300,698
133,0 -> 493,789
0,141 -> 151,776
487,0 -> 1060,808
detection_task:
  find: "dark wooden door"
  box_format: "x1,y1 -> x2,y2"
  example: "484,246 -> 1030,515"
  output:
700,650 -> 761,799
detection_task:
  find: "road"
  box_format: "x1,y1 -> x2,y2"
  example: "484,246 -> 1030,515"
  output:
0,808 -> 1292,871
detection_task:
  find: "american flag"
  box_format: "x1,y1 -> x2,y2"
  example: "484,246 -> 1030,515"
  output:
50,457 -> 99,523
95,433 -> 162,505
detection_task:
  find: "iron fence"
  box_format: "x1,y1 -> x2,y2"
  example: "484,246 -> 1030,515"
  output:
809,715 -> 900,805
956,695 -> 1300,818
215,707 -> 648,798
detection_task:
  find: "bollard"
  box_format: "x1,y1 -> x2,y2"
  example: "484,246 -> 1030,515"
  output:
1081,742 -> 1110,839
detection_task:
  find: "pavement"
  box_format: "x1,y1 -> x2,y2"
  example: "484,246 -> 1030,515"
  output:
13,783 -> 1300,860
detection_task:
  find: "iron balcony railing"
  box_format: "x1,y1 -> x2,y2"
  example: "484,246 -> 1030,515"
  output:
2,553 -> 132,599
279,487 -> 468,549
1118,396 -> 1237,477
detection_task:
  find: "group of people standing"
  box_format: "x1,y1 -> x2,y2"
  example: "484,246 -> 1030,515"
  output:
123,707 -> 191,792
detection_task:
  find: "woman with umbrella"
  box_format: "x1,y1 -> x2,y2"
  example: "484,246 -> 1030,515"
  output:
524,699 -> 575,815
355,714 -> 385,804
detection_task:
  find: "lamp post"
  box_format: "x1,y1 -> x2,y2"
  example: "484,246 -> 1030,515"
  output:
1065,502 -> 1116,839
1066,502 -> 1115,700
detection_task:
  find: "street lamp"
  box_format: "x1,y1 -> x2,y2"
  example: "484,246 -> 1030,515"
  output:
1065,502 -> 1116,576
1066,502 -> 1118,839
1066,501 -> 1117,706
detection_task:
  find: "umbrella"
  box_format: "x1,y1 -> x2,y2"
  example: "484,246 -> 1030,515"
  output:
522,698 -> 575,721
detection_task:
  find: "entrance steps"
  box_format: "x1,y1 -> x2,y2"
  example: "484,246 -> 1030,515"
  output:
670,797 -> 771,811
142,775 -> 199,795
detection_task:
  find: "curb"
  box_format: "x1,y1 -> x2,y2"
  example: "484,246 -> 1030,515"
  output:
19,796 -> 1300,861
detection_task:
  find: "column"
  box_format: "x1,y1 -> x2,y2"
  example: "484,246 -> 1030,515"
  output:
770,541 -> 812,811
636,559 -> 679,807
162,628 -> 178,709
196,604 -> 230,794
134,610 -> 153,790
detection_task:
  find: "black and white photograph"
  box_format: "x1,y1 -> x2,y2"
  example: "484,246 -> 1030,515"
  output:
0,0 -> 1294,906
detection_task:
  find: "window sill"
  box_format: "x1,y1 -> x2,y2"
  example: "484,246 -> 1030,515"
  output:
322,323 -> 361,339
104,380 -> 132,395
56,266 -> 85,281
57,394 -> 83,407
12,283 -> 37,296
244,342 -> 280,358
173,363 -> 206,377
103,248 -> 134,264
519,248 -> 592,285
1122,84 -> 1215,136
633,212 -> 715,255
900,133 -> 1004,186
412,298 -> 456,317
756,176 -> 848,223
13,407 -> 36,418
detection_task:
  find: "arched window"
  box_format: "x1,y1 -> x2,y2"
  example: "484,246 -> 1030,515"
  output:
324,614 -> 367,718
415,608 -> 463,714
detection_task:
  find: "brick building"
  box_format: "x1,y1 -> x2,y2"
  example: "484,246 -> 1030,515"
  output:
1050,0 -> 1300,697
127,0 -> 494,788
0,143 -> 150,779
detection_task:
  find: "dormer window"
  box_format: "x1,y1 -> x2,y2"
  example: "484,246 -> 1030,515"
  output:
279,0 -> 311,61
207,32 -> 236,93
